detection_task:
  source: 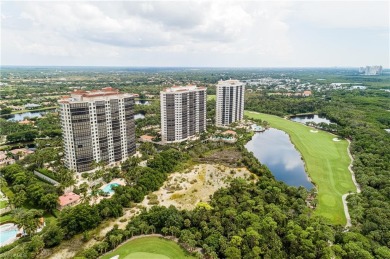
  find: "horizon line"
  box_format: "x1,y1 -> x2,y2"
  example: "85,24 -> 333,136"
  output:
1,65 -> 388,69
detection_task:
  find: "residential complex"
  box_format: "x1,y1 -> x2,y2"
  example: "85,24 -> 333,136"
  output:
215,79 -> 245,126
58,87 -> 136,172
160,85 -> 207,143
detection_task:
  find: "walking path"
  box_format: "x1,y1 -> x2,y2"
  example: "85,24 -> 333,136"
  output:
342,139 -> 361,228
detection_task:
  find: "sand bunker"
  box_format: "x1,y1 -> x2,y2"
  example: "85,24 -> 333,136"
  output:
333,138 -> 341,142
310,130 -> 318,133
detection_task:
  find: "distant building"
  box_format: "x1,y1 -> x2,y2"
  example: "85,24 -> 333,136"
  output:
350,85 -> 367,90
58,87 -> 136,172
216,79 -> 245,126
0,151 -> 15,167
10,148 -> 34,160
24,103 -> 41,109
160,85 -> 207,143
359,66 -> 382,75
18,119 -> 34,125
303,90 -> 312,97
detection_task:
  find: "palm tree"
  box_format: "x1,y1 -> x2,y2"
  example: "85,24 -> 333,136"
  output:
127,226 -> 138,237
14,209 -> 43,236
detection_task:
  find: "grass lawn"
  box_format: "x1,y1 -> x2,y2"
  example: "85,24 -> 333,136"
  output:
0,214 -> 14,224
207,95 -> 216,101
101,236 -> 195,259
245,111 -> 357,225
0,200 -> 8,209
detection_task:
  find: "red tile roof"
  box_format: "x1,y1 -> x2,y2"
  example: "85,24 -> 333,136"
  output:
222,130 -> 237,135
58,192 -> 80,207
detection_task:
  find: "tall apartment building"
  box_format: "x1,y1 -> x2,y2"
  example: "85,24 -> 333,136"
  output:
215,79 -> 245,126
160,85 -> 206,143
58,87 -> 135,172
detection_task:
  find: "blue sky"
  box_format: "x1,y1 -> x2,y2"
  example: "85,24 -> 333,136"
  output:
1,0 -> 389,67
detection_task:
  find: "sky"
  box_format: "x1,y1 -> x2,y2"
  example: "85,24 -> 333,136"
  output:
1,0 -> 389,67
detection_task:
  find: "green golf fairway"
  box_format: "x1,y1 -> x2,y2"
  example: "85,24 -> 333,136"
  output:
245,111 -> 356,225
101,236 -> 195,259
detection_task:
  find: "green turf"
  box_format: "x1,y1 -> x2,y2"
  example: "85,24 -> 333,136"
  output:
101,236 -> 195,259
0,200 -> 7,209
124,252 -> 170,259
245,111 -> 357,225
207,95 -> 216,101
0,214 -> 13,224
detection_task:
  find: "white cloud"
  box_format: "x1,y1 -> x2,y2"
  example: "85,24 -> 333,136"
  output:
291,1 -> 389,28
1,1 -> 388,66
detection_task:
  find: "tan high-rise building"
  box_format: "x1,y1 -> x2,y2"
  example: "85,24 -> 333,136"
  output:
58,87 -> 135,172
160,85 -> 206,143
216,79 -> 245,126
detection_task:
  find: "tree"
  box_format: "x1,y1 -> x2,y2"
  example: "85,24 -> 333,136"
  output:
39,193 -> 58,212
82,247 -> 99,259
10,190 -> 27,208
224,247 -> 241,259
26,235 -> 45,258
0,107 -> 12,115
58,204 -> 101,238
184,218 -> 191,228
42,223 -> 64,248
14,209 -> 43,236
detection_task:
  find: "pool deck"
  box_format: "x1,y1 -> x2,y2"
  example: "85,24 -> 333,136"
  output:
0,223 -> 21,247
91,178 -> 126,205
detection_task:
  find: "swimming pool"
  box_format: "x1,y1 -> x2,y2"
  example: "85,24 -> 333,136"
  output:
0,223 -> 19,247
102,183 -> 120,195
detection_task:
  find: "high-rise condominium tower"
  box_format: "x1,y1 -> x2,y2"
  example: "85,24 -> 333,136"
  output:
160,85 -> 207,143
58,87 -> 135,172
216,79 -> 245,126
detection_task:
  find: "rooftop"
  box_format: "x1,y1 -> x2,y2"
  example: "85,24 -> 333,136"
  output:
10,148 -> 34,155
59,87 -> 134,103
222,130 -> 237,135
58,192 -> 80,207
140,135 -> 155,141
162,85 -> 206,93
19,119 -> 34,125
217,79 -> 244,86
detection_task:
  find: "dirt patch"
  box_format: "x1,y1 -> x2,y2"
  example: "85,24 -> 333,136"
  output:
196,149 -> 242,167
141,164 -> 256,211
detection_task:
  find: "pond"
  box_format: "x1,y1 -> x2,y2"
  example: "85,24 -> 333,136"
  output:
6,111 -> 50,122
135,100 -> 150,105
245,128 -> 314,189
134,113 -> 145,120
290,114 -> 331,124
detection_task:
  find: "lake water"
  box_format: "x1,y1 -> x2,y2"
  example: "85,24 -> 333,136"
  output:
245,129 -> 314,189
290,114 -> 331,124
6,111 -> 49,122
135,100 -> 150,105
134,113 -> 145,120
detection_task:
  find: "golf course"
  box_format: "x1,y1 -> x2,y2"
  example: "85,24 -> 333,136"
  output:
245,111 -> 357,225
101,236 -> 195,259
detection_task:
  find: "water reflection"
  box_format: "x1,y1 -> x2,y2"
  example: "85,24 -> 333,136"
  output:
290,114 -> 331,124
245,128 -> 313,189
135,100 -> 150,105
6,111 -> 49,122
134,113 -> 145,120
